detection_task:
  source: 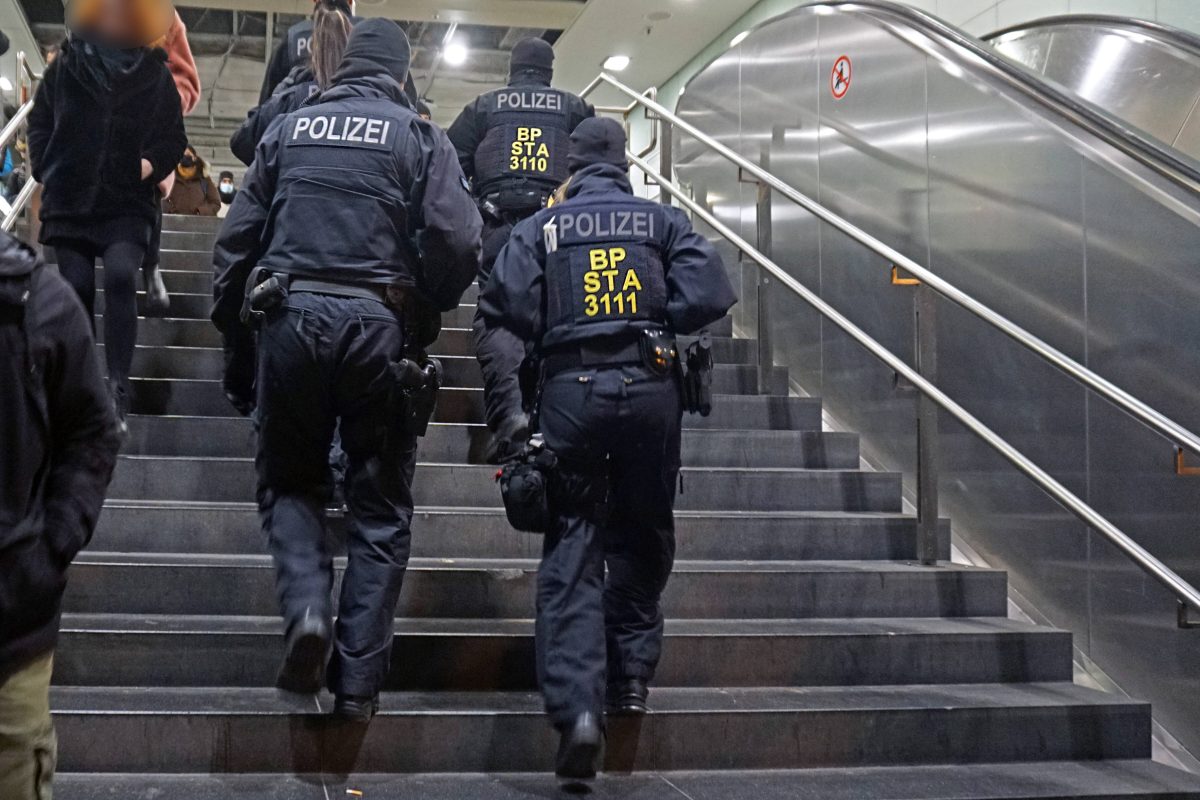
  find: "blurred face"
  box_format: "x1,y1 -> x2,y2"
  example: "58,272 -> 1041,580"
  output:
70,0 -> 173,48
180,148 -> 197,168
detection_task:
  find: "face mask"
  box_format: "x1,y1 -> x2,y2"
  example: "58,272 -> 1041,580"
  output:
180,155 -> 196,168
219,184 -> 236,203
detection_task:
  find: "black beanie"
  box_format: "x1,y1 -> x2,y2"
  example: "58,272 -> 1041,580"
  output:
568,117 -> 628,174
333,18 -> 412,87
510,37 -> 554,77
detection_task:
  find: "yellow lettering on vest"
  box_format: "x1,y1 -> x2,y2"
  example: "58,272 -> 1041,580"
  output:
584,272 -> 601,293
622,269 -> 642,292
589,249 -> 608,270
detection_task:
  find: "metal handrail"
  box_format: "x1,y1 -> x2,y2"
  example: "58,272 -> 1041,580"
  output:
625,147 -> 1200,623
985,14 -> 1200,57
583,71 -> 1200,464
1,52 -> 42,233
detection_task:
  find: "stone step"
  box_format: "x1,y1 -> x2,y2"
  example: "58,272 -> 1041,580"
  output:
49,683 -> 1150,773
107,457 -> 904,512
104,346 -> 788,394
65,556 -> 1005,620
125,378 -> 822,429
49,761 -> 1200,800
105,315 -> 757,360
53,614 -> 1068,690
92,504 -> 950,561
162,213 -> 223,234
122,416 -> 858,468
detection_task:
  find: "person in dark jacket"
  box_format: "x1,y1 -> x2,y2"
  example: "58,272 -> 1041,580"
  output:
28,13 -> 187,430
479,118 -> 736,782
258,0 -> 355,103
0,231 -> 121,799
232,0 -> 352,166
162,144 -> 221,216
213,18 -> 481,723
447,38 -> 594,462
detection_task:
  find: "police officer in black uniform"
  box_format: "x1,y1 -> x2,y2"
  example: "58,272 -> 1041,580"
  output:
447,38 -> 593,461
213,18 -> 482,721
479,118 -> 736,780
258,0 -> 358,103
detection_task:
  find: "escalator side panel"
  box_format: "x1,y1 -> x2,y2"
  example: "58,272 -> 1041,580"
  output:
674,1 -> 1200,757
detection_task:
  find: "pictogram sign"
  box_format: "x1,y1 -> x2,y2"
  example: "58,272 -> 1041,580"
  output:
831,55 -> 852,99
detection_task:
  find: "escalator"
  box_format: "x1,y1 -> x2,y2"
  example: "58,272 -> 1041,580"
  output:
986,15 -> 1200,160
672,0 -> 1200,763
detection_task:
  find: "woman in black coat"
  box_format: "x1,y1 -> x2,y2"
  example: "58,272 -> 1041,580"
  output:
28,27 -> 186,427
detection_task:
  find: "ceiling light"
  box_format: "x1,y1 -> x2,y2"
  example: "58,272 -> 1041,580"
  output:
0,77 -> 12,92
730,30 -> 750,47
443,40 -> 469,67
603,55 -> 631,72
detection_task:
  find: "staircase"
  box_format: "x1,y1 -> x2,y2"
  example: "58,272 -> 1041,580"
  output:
52,214 -> 1200,797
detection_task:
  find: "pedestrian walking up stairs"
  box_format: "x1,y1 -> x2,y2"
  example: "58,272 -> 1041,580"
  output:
53,213 -> 1200,798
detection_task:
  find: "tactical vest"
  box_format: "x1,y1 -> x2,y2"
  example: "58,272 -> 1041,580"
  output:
542,201 -> 670,347
474,86 -> 573,204
286,20 -> 314,71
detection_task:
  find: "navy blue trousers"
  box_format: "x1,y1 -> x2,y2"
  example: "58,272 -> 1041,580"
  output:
255,291 -> 417,698
535,365 -> 681,729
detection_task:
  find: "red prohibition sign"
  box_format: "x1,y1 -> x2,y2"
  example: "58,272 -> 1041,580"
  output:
831,55 -> 852,99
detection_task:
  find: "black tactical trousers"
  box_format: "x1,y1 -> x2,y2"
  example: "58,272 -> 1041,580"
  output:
536,365 -> 681,729
473,217 -> 525,432
255,291 -> 417,698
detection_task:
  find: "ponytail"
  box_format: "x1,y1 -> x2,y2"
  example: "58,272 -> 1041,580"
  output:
311,0 -> 352,91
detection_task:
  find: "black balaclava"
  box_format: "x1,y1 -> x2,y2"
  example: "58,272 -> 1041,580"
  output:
332,17 -> 411,87
568,117 -> 628,174
509,37 -> 553,83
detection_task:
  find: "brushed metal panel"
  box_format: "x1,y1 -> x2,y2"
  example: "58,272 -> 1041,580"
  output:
674,1 -> 1200,754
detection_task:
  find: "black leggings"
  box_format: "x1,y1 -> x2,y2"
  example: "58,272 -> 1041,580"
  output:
55,240 -> 146,385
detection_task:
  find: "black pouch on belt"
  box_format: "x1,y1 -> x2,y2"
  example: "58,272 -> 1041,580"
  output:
496,442 -> 559,534
683,332 -> 714,416
240,267 -> 288,328
639,328 -> 679,376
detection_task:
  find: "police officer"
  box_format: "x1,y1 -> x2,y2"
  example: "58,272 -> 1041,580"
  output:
213,19 -> 482,721
447,38 -> 593,461
258,0 -> 355,103
233,0 -> 352,166
478,118 -> 736,780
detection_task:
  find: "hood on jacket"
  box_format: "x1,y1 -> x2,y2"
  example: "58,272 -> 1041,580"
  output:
509,37 -> 553,84
567,117 -> 628,174
564,162 -> 634,200
332,18 -> 411,88
0,230 -> 40,279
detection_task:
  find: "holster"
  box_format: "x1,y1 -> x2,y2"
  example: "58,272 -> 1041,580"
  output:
682,332 -> 714,417
240,268 -> 288,329
386,282 -> 443,350
391,356 -> 443,438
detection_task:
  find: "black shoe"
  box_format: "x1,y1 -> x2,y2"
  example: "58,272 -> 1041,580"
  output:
333,694 -> 379,723
275,609 -> 330,694
555,712 -> 602,782
606,678 -> 649,716
486,413 -> 531,465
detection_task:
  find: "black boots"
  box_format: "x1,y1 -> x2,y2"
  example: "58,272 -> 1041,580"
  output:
333,694 -> 380,723
606,678 -> 649,716
275,608 -> 331,694
555,712 -> 603,782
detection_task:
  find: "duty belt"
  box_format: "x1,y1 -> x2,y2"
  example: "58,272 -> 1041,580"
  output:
290,278 -> 387,304
543,338 -> 642,377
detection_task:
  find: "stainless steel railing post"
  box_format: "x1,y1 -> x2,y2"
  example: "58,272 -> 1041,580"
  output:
914,284 -> 940,565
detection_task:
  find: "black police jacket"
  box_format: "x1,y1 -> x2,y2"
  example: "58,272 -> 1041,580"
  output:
447,71 -> 593,202
0,232 -> 120,682
212,72 -> 483,336
478,163 -> 737,350
232,65 -> 319,166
